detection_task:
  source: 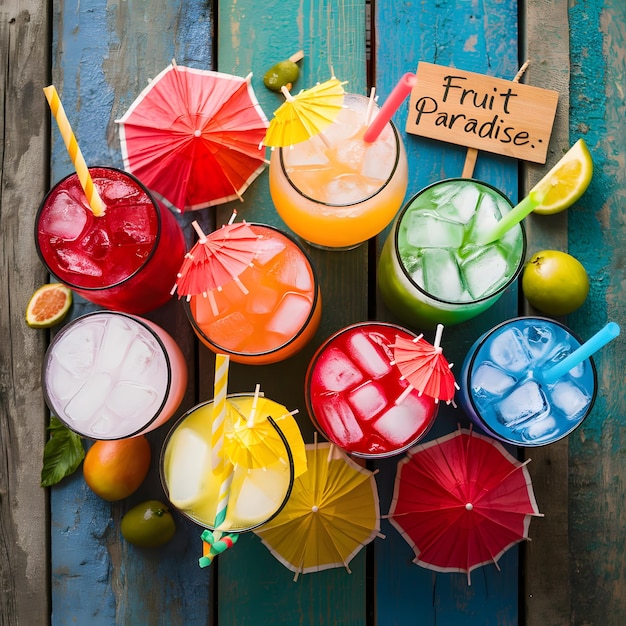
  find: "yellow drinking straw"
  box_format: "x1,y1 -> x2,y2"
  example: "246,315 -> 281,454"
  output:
43,86 -> 106,217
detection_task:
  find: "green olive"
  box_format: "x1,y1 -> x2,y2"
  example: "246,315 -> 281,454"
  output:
263,60 -> 300,92
120,500 -> 176,548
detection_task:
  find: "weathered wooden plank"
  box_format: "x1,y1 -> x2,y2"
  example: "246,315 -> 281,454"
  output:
372,0 -> 522,623
213,1 -> 370,624
49,2 -> 215,625
566,1 -> 626,623
522,2 -> 572,625
0,2 -> 51,625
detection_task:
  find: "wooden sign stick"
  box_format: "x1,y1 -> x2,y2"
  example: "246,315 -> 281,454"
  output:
461,59 -> 531,178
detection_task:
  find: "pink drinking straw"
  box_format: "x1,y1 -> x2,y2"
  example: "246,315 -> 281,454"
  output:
363,72 -> 418,143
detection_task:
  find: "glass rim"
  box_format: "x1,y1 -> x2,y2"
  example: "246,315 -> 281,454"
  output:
464,315 -> 598,447
35,165 -> 165,293
277,93 -> 402,208
42,310 -> 173,440
184,222 -> 320,359
304,320 -> 438,459
159,393 -> 296,533
393,177 -> 528,307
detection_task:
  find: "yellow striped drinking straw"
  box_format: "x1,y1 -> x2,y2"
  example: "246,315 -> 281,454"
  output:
210,353 -> 233,530
43,85 -> 106,217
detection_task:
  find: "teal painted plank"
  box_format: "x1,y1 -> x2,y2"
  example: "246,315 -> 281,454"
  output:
372,1 -> 522,623
50,1 -> 214,625
567,0 -> 626,622
215,1 -> 371,624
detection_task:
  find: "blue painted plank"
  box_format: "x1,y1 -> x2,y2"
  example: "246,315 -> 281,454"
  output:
50,2 -> 214,625
567,0 -> 626,622
372,1 -> 522,623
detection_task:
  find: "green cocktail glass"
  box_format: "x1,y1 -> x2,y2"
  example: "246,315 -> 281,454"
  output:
378,178 -> 526,328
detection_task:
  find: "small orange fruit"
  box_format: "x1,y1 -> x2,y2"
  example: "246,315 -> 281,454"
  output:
26,283 -> 72,328
83,436 -> 151,501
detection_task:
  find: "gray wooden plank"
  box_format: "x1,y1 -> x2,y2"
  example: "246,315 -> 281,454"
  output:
0,2 -> 51,625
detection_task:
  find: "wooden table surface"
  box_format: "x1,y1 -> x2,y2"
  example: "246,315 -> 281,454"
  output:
2,1 -> 625,624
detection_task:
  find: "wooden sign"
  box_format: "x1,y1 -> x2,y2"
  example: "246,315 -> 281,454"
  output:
406,62 -> 559,164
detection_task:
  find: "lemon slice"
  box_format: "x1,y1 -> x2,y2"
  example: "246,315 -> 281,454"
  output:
532,138 -> 593,215
26,283 -> 72,328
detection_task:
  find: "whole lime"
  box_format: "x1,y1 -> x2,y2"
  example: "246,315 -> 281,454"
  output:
522,250 -> 589,316
121,500 -> 176,548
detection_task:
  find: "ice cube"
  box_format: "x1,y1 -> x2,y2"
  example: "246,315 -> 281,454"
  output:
549,380 -> 591,421
230,468 -> 286,524
245,284 -> 279,315
166,428 -> 211,507
64,373 -> 113,423
468,191 -> 501,241
97,176 -> 143,202
96,316 -> 134,372
461,244 -> 509,298
79,227 -> 111,260
48,363 -> 84,401
519,415 -> 559,443
346,332 -> 393,379
524,323 -> 557,361
436,182 -> 481,224
107,205 -> 154,245
107,381 -> 159,417
472,363 -> 517,397
283,139 -> 330,168
314,347 -> 363,392
265,246 -> 313,291
317,395 -> 364,446
89,414 -> 115,437
373,403 -> 423,446
40,191 -> 89,240
265,293 -> 312,337
361,139 -> 395,182
52,320 -> 104,376
348,381 -> 388,421
55,247 -> 104,277
421,248 -> 466,301
254,236 -> 286,266
489,327 -> 532,373
324,174 -> 368,204
206,312 -> 255,350
119,335 -> 162,382
405,212 -> 465,249
495,381 -> 548,429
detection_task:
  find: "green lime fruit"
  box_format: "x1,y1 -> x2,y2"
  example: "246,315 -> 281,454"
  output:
121,500 -> 176,548
263,60 -> 300,92
522,250 -> 589,316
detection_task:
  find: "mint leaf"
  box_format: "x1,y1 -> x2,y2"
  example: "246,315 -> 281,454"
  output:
40,416 -> 86,487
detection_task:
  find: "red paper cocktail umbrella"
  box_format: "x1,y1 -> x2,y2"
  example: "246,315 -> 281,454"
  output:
387,427 -> 543,584
172,212 -> 261,314
391,324 -> 459,405
116,61 -> 269,212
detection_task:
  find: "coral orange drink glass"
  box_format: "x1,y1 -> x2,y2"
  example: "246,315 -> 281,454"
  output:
42,311 -> 188,440
185,224 -> 321,365
305,322 -> 438,458
35,167 -> 185,314
269,93 -> 408,249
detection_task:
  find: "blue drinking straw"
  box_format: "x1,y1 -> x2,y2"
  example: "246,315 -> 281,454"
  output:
540,322 -> 620,385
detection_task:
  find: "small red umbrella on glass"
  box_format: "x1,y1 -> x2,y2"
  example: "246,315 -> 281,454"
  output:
391,324 -> 460,406
386,427 -> 543,584
171,211 -> 262,315
116,60 -> 269,212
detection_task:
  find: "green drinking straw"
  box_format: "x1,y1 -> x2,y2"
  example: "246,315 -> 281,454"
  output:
540,322 -> 620,385
476,188 -> 545,246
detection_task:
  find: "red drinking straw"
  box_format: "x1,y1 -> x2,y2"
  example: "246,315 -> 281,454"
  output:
363,72 -> 418,143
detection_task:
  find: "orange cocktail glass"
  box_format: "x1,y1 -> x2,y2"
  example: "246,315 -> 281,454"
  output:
184,223 -> 321,365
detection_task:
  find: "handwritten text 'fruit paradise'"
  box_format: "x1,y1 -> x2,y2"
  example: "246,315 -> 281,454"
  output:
406,63 -> 559,164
